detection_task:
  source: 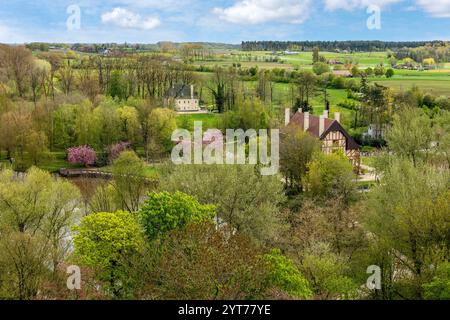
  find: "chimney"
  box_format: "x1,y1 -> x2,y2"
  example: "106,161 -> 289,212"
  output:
335,112 -> 341,123
319,115 -> 325,136
323,110 -> 329,119
304,112 -> 310,132
299,108 -> 303,113
190,85 -> 194,99
284,108 -> 291,126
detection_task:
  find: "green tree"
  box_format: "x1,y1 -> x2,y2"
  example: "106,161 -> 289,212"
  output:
294,71 -> 318,110
365,67 -> 374,77
301,243 -> 359,300
147,108 -> 177,156
264,249 -> 313,300
351,66 -> 360,77
0,231 -> 49,299
374,65 -> 385,77
161,165 -> 286,245
107,70 -> 125,99
305,152 -> 357,204
24,130 -> 49,165
73,210 -> 145,298
92,99 -> 121,148
312,47 -> 320,64
361,84 -> 392,139
435,111 -> 450,169
0,167 -> 80,299
117,106 -> 140,144
365,159 -> 449,299
280,125 -> 321,193
111,151 -> 151,212
221,99 -> 271,131
139,191 -> 216,240
0,167 -> 80,234
385,68 -> 395,78
313,62 -> 330,76
423,262 -> 450,300
143,222 -> 269,299
385,107 -> 434,166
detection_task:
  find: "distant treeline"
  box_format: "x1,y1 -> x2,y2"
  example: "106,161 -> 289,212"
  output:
241,41 -> 449,52
394,44 -> 450,63
25,42 -> 240,54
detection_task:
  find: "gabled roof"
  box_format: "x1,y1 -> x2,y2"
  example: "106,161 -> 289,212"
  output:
166,84 -> 195,99
289,112 -> 360,150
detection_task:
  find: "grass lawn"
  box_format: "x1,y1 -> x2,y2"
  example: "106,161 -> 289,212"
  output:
0,151 -> 81,173
371,78 -> 450,96
176,113 -> 222,130
100,164 -> 160,179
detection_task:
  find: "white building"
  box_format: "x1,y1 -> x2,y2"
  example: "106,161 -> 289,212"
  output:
168,84 -> 200,112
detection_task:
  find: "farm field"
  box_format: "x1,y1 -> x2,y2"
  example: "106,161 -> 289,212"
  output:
193,49 -> 450,99
372,78 -> 450,96
193,51 -> 391,70
282,51 -> 390,68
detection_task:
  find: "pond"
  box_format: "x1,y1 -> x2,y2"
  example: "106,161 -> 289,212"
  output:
66,176 -> 109,199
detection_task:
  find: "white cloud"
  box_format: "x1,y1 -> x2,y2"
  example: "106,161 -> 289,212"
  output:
101,7 -> 161,30
324,0 -> 403,11
0,23 -> 27,43
115,0 -> 193,10
213,0 -> 312,24
416,0 -> 450,18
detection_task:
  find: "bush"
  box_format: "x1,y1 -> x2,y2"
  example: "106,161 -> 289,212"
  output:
313,62 -> 330,75
435,96 -> 450,111
385,68 -> 395,78
331,77 -> 346,89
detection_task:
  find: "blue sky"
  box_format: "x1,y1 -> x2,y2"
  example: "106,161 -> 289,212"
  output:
1,0 -> 450,44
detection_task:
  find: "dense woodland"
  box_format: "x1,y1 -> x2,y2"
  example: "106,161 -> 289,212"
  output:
0,43 -> 448,300
241,41 -> 448,52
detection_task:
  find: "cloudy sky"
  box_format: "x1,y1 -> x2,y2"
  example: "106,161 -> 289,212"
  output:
1,0 -> 450,43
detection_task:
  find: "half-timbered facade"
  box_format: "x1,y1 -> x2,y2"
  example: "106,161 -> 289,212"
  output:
287,110 -> 361,172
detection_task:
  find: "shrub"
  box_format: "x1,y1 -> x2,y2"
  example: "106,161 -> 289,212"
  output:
385,68 -> 395,78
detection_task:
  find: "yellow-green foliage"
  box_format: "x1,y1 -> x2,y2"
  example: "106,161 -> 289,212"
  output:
264,249 -> 313,300
73,211 -> 144,270
139,191 -> 216,240
306,152 -> 357,202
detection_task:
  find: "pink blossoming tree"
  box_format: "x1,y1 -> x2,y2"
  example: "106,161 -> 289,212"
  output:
67,145 -> 97,167
107,142 -> 131,164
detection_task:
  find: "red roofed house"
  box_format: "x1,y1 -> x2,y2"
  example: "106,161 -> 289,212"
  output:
285,109 -> 361,172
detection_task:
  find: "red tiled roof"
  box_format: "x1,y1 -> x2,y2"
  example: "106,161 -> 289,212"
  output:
290,112 -> 334,138
289,112 -> 360,150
